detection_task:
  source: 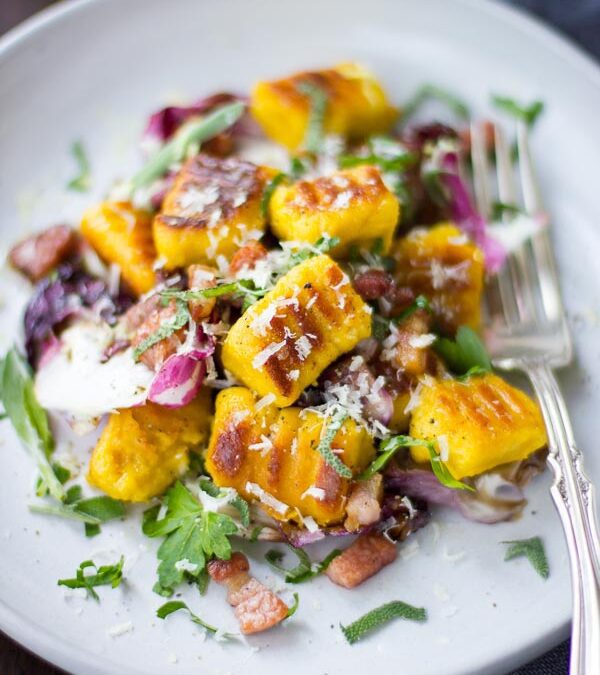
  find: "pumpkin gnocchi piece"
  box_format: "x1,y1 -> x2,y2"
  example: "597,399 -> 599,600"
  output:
250,62 -> 398,150
269,166 -> 399,256
80,201 -> 156,295
221,254 -> 372,406
392,223 -> 484,332
409,373 -> 547,479
205,387 -> 375,526
153,153 -> 275,269
87,391 -> 212,502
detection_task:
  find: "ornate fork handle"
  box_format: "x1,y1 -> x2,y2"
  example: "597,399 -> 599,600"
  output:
526,362 -> 600,675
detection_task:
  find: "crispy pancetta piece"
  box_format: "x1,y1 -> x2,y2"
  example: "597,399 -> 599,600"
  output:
326,532 -> 397,589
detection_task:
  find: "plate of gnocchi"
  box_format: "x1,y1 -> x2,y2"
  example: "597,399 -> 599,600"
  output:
1,0 -> 600,674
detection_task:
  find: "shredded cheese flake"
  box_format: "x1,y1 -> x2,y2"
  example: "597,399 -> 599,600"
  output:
245,482 -> 289,515
252,340 -> 286,369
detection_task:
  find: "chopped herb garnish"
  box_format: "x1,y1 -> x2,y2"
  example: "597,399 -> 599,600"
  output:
58,556 -> 124,601
261,172 -> 288,217
132,298 -> 190,361
198,477 -> 251,527
491,201 -> 522,221
35,462 -> 71,498
265,545 -> 342,583
426,442 -> 474,491
340,600 -> 427,645
339,152 -> 416,173
67,140 -> 91,192
0,347 -> 63,501
161,279 -> 268,313
502,537 -> 549,579
142,481 -> 237,596
130,101 -> 245,191
290,155 -> 312,179
286,592 -> 300,618
456,365 -> 490,382
491,96 -> 544,127
156,600 -> 221,634
250,525 -> 264,542
287,234 -> 340,269
401,84 -> 470,124
315,408 -> 352,479
296,82 -> 328,153
434,325 -> 492,375
393,295 -> 433,324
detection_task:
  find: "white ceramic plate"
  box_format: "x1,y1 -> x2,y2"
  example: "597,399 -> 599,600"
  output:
1,0 -> 600,673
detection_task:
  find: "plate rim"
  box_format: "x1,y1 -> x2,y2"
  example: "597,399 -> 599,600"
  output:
0,0 -> 593,672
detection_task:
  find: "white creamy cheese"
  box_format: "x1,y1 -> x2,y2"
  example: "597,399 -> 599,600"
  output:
35,321 -> 153,421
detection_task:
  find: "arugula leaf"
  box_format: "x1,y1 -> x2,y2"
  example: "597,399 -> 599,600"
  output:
491,96 -> 544,127
491,201 -> 521,221
67,140 -> 91,192
130,101 -> 245,191
315,408 -> 352,479
358,434 -> 473,491
261,172 -> 288,217
502,537 -> 549,579
35,462 -> 71,497
434,326 -> 492,375
340,600 -> 427,645
156,600 -> 221,634
30,495 -> 125,526
265,545 -> 341,583
402,84 -> 470,123
58,556 -> 124,601
1,347 -> 63,500
133,299 -> 190,361
143,481 -> 238,595
296,82 -> 328,153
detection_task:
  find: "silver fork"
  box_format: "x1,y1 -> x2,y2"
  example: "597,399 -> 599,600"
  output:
470,120 -> 600,674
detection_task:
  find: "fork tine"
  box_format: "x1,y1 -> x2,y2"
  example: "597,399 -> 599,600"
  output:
493,123 -> 539,324
516,123 -> 567,328
471,121 -> 521,327
470,121 -> 492,217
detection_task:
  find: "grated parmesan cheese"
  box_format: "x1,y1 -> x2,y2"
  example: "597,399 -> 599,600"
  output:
288,369 -> 300,381
107,621 -> 134,638
245,482 -> 289,515
174,559 -> 199,573
300,486 -> 326,501
294,336 -> 312,361
408,333 -> 437,349
302,516 -> 320,533
437,434 -> 450,462
252,340 -> 286,369
255,392 -> 276,411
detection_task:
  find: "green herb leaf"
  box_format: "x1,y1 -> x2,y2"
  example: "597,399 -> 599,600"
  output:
289,156 -> 312,179
502,536 -> 549,579
35,462 -> 71,498
286,592 -> 300,618
1,347 -> 63,501
315,408 -> 352,479
156,600 -> 220,634
130,101 -> 245,191
30,495 -> 125,525
85,523 -> 101,538
265,545 -> 342,583
434,325 -> 492,375
296,82 -> 328,153
133,298 -> 190,361
402,84 -> 470,123
143,481 -> 238,595
198,477 -> 251,527
341,600 -> 427,645
491,96 -> 544,127
261,172 -> 288,217
250,525 -> 264,542
427,442 -> 474,491
456,365 -> 490,382
67,140 -> 91,192
393,295 -> 433,324
491,201 -> 522,221
58,556 -> 124,601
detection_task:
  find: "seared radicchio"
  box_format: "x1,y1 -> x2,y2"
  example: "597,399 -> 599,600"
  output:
24,262 -> 132,367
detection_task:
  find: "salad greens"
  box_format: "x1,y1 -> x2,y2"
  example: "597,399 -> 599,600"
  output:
502,537 -> 549,579
58,556 -> 124,601
341,600 -> 427,644
142,481 -> 238,596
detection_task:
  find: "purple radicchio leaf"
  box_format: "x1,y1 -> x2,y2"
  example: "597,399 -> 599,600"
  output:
24,262 -> 133,368
147,326 -> 216,408
424,143 -> 506,272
